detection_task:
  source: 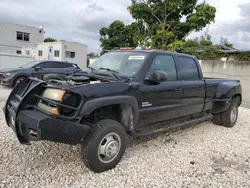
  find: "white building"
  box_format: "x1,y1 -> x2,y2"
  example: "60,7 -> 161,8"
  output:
35,41 -> 88,69
0,21 -> 44,54
0,21 -> 88,69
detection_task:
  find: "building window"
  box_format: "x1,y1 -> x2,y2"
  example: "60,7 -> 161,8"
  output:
24,33 -> 30,41
16,31 -> 30,42
54,50 -> 60,57
26,50 -> 30,56
65,51 -> 75,58
16,50 -> 22,54
38,50 -> 43,56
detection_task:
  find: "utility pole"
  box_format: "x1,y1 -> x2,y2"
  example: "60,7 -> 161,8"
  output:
204,25 -> 209,41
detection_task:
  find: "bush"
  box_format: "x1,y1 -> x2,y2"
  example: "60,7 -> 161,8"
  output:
200,40 -> 212,46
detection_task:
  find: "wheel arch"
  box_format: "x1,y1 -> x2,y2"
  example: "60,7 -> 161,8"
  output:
80,96 -> 139,131
12,74 -> 29,86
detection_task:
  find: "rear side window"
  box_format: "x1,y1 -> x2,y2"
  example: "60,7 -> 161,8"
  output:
39,62 -> 52,68
149,55 -> 177,81
51,62 -> 73,68
177,57 -> 200,80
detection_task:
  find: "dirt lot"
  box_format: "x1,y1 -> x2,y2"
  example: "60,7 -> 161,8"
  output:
0,85 -> 250,187
0,86 -> 11,102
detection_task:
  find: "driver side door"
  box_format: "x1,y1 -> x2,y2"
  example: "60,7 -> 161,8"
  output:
138,54 -> 183,128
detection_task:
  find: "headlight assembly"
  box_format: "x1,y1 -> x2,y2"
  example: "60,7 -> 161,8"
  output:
5,73 -> 12,77
42,88 -> 66,102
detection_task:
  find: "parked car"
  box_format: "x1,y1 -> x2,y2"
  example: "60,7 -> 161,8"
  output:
4,50 -> 242,172
0,60 -> 81,87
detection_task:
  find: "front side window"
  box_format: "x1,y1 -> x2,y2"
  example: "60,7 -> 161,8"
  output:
88,52 -> 148,77
19,61 -> 40,68
148,55 -> 177,81
16,50 -> 21,54
177,57 -> 200,80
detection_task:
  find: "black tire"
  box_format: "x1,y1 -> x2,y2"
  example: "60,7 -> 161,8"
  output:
212,113 -> 222,125
221,98 -> 238,128
13,76 -> 26,87
81,119 -> 127,173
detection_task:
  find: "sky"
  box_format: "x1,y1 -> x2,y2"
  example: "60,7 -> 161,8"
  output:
0,0 -> 249,53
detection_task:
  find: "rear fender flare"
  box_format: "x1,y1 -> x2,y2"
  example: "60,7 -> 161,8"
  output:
212,81 -> 242,114
215,81 -> 242,99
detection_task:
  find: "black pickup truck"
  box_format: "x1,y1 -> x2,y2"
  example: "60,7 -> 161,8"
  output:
4,50 -> 242,172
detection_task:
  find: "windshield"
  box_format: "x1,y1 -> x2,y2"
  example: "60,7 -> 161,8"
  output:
87,52 -> 148,77
20,61 -> 40,68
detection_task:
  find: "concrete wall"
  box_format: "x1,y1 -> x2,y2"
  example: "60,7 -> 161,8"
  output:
0,21 -> 44,54
0,53 -> 34,70
201,60 -> 250,108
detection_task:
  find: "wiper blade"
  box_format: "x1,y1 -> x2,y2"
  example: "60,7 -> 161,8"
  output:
99,67 -> 119,74
99,67 -> 122,81
88,66 -> 96,73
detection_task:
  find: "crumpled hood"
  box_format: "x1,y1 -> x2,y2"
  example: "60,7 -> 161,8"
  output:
70,81 -> 132,98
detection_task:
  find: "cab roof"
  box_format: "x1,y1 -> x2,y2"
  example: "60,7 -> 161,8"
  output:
112,49 -> 196,59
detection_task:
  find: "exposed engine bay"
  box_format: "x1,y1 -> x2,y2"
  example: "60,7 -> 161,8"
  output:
42,73 -> 109,87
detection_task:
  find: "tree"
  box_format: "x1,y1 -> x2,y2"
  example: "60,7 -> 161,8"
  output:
100,21 -> 139,54
220,36 -> 233,48
128,0 -> 216,50
88,52 -> 96,57
44,37 -> 57,42
200,39 -> 212,46
183,38 -> 199,48
200,34 -> 212,41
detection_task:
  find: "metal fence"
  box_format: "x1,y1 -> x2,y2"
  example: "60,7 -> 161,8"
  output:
0,53 -> 34,70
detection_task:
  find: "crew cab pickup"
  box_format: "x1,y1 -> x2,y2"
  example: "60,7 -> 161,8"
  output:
3,50 -> 242,172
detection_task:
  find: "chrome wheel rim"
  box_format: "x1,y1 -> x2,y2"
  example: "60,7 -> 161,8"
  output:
230,107 -> 237,123
98,133 -> 121,163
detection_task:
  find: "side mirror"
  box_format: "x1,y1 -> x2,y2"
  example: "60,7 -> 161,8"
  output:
35,66 -> 41,71
145,71 -> 168,83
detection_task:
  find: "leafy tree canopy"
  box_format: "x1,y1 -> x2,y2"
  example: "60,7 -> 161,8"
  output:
44,37 -> 57,42
100,21 -> 140,54
99,0 -> 216,52
128,0 -> 216,50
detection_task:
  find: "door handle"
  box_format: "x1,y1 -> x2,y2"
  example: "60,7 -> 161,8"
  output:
197,86 -> 203,90
175,87 -> 182,92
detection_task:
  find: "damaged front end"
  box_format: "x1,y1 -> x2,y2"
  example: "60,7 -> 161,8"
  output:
4,78 -> 90,145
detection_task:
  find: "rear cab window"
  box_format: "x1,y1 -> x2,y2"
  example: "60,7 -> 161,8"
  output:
177,56 -> 200,80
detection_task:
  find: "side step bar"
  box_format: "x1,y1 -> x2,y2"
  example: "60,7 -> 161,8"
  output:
131,114 -> 213,136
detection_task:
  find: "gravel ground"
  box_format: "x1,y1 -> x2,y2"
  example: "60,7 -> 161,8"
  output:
0,98 -> 250,188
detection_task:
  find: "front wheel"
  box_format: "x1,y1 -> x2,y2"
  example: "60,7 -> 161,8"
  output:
13,76 -> 26,87
81,119 -> 127,172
